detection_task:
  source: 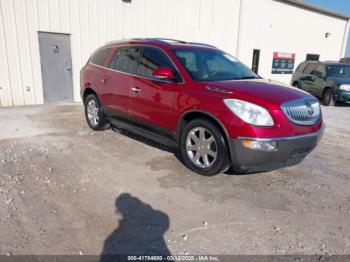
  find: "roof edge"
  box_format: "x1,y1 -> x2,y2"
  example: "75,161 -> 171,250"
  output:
275,0 -> 350,20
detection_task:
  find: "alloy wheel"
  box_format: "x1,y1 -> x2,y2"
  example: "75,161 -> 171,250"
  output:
186,127 -> 218,168
87,99 -> 99,126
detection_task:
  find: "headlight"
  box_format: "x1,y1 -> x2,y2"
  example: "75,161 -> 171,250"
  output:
224,99 -> 274,126
339,84 -> 350,91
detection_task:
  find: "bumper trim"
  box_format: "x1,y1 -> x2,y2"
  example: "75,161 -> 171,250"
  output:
229,125 -> 325,173
237,124 -> 325,142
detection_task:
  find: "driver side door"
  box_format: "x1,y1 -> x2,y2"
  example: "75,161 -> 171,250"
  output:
129,46 -> 181,132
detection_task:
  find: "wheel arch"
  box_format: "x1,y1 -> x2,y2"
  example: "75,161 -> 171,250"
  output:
82,87 -> 99,103
322,86 -> 333,95
292,80 -> 299,86
176,110 -> 232,155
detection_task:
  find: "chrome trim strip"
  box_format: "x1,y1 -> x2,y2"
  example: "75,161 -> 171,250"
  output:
89,44 -> 185,84
206,86 -> 233,94
238,124 -> 325,142
280,97 -> 321,126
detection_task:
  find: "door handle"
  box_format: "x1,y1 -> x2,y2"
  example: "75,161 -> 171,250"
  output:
65,68 -> 72,71
101,78 -> 109,84
131,87 -> 141,93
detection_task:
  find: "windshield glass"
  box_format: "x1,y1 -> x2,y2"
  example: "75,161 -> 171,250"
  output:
173,48 -> 259,82
326,65 -> 350,77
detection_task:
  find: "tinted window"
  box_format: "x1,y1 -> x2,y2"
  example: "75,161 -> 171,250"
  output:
296,62 -> 307,72
109,47 -> 140,74
303,63 -> 318,74
306,54 -> 320,61
138,47 -> 176,78
326,64 -> 350,77
173,49 -> 258,82
90,48 -> 111,66
314,64 -> 326,76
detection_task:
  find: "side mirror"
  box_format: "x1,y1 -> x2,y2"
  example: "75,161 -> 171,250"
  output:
153,67 -> 175,81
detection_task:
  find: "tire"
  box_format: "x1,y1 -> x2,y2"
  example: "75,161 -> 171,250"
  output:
84,94 -> 107,130
322,88 -> 336,106
179,118 -> 230,176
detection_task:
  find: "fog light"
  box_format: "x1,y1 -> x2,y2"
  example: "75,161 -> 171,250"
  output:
241,140 -> 277,151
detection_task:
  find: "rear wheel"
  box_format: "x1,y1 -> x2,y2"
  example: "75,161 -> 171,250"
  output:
322,88 -> 335,106
84,94 -> 107,130
293,82 -> 301,89
179,118 -> 230,176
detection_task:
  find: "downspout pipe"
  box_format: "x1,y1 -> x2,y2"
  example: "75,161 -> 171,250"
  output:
340,19 -> 350,58
235,0 -> 243,58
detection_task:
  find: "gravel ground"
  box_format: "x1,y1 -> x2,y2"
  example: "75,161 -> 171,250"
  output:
0,103 -> 349,256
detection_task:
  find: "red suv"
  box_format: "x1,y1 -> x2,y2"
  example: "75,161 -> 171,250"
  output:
80,38 -> 324,176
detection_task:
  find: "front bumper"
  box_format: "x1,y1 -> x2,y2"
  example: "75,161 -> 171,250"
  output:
337,91 -> 350,103
229,125 -> 325,173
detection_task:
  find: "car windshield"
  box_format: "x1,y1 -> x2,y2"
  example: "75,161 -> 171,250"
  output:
173,48 -> 259,82
326,65 -> 350,77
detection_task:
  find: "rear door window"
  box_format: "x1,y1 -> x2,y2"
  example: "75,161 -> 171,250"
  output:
108,47 -> 140,75
90,48 -> 111,66
314,64 -> 326,77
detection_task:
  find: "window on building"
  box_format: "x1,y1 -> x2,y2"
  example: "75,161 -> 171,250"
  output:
90,48 -> 111,66
138,47 -> 175,78
108,47 -> 140,74
251,49 -> 260,74
306,54 -> 320,61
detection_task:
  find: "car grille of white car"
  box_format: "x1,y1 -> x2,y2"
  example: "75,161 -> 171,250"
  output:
281,98 -> 321,125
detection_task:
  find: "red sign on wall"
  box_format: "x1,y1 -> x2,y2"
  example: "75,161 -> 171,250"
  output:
272,52 -> 296,74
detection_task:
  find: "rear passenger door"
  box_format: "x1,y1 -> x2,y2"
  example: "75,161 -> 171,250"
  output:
129,46 -> 180,132
311,64 -> 327,97
301,62 -> 318,93
101,46 -> 140,116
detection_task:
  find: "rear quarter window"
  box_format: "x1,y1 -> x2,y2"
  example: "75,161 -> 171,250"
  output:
90,48 -> 111,66
303,63 -> 318,74
296,62 -> 306,72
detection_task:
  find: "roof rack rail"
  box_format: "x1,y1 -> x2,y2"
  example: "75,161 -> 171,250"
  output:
132,38 -> 187,44
131,38 -> 217,48
189,42 -> 216,48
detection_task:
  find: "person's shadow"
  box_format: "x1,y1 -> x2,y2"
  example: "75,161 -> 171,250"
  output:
100,193 -> 171,261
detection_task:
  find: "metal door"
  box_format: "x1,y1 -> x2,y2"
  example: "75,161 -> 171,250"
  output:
38,32 -> 73,103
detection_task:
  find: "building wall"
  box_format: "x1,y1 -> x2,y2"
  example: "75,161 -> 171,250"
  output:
0,0 -> 348,107
237,0 -> 349,83
0,0 -> 240,107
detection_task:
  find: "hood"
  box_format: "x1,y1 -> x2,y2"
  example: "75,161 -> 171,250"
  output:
328,76 -> 350,85
204,79 -> 314,110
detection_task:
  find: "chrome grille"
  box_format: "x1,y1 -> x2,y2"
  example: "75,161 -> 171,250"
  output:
281,98 -> 321,125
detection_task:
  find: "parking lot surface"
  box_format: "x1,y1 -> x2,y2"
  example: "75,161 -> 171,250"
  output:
0,103 -> 349,255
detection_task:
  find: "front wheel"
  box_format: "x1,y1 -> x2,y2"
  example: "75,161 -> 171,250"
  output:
84,94 -> 107,130
322,89 -> 336,106
179,119 -> 230,176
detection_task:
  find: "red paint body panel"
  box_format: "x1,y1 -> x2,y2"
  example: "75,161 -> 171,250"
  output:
80,39 -> 323,141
